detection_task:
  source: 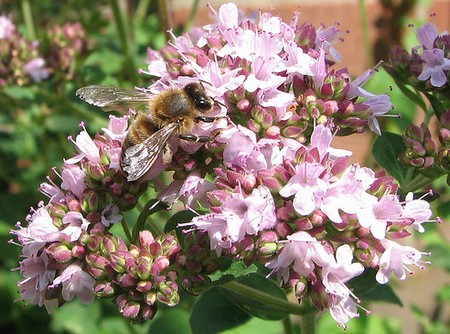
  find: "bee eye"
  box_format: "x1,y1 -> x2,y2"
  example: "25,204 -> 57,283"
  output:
196,97 -> 212,110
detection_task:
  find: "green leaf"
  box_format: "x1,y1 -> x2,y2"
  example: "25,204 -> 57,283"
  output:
372,132 -> 432,192
2,86 -> 36,100
349,268 -> 402,306
84,49 -> 123,75
209,259 -> 259,285
190,287 -> 251,334
150,309 -> 192,334
51,301 -> 101,334
165,210 -> 198,233
219,273 -> 290,321
221,316 -> 284,334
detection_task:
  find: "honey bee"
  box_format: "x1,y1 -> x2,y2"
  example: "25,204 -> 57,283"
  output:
76,83 -> 219,181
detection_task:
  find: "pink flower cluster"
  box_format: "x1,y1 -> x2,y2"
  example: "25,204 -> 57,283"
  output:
11,2 -> 437,328
11,116 -> 182,321
0,15 -> 90,86
386,22 -> 450,89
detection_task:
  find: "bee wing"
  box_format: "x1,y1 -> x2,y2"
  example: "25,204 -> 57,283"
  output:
76,85 -> 153,112
121,122 -> 179,182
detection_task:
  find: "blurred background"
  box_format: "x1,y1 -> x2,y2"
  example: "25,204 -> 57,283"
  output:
1,0 -> 449,333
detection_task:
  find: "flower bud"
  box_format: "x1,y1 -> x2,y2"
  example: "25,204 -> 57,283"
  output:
93,278 -> 115,296
46,243 -> 72,263
157,282 -> 179,306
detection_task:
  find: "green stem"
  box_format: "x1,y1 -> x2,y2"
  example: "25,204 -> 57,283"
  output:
301,312 -> 316,334
135,0 -> 152,22
110,0 -> 140,85
121,218 -> 133,244
158,0 -> 172,38
282,316 -> 294,334
21,0 -> 36,40
358,0 -> 372,66
132,199 -> 167,241
221,281 -> 316,316
184,0 -> 201,32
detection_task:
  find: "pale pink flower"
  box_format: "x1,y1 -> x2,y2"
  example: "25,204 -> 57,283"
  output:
186,213 -> 242,254
13,207 -> 61,258
51,263 -> 95,304
24,58 -> 50,82
243,56 -> 285,92
0,15 -> 15,39
266,231 -> 332,282
376,239 -> 426,284
101,203 -> 122,227
416,23 -> 441,50
320,166 -> 365,223
279,162 -> 328,216
357,193 -> 402,240
321,244 -> 364,298
66,128 -> 101,164
61,211 -> 90,241
222,185 -> 277,235
102,115 -> 129,142
315,24 -> 342,62
329,295 -> 360,327
18,252 -> 56,307
198,60 -> 245,97
417,48 -> 450,87
216,125 -> 267,172
282,41 -> 316,76
61,164 -> 86,199
401,192 -> 432,233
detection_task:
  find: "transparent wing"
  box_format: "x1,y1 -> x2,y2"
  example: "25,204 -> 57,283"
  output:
121,122 -> 179,182
76,85 -> 153,112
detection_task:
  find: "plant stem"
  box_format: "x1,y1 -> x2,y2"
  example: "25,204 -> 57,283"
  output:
132,200 -> 167,241
135,0 -> 152,22
282,316 -> 294,334
220,281 -> 316,316
358,0 -> 372,67
21,0 -> 36,40
184,0 -> 201,32
110,0 -> 140,86
301,312 -> 316,334
157,0 -> 172,39
121,218 -> 133,243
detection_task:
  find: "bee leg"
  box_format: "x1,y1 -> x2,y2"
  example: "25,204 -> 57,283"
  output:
179,134 -> 210,143
194,116 -> 216,123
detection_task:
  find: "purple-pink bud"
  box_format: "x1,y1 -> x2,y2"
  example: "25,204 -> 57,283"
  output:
237,99 -> 251,112
117,273 -> 137,288
139,230 -> 155,250
121,301 -> 141,319
46,243 -> 72,263
151,257 -> 170,276
94,281 -> 116,297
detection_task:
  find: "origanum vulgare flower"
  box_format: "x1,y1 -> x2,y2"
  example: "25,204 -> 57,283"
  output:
11,2 -> 437,329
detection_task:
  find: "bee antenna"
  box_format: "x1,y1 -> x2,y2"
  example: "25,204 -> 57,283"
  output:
213,98 -> 227,108
198,79 -> 213,87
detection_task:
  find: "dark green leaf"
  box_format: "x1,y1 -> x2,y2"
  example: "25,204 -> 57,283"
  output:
218,273 -> 290,320
165,210 -> 198,233
373,132 -> 407,182
190,287 -> 251,334
51,301 -> 101,334
372,132 -> 432,191
150,309 -> 192,334
209,260 -> 258,285
349,268 -> 402,306
2,86 -> 36,100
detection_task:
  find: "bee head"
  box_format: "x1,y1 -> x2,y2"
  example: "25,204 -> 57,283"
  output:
183,83 -> 213,112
